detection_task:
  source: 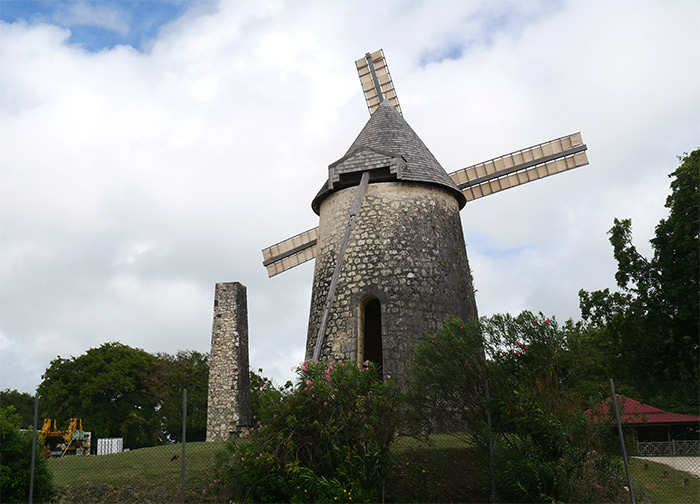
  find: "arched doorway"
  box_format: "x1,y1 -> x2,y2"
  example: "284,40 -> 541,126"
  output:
358,296 -> 382,374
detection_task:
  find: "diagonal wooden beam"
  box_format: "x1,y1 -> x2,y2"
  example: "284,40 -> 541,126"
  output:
312,171 -> 370,361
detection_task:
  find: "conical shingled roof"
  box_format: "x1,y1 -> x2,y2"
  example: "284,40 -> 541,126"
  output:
311,99 -> 466,214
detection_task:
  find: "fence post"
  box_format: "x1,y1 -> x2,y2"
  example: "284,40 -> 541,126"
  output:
484,378 -> 496,501
610,379 -> 636,504
28,393 -> 39,504
181,388 -> 187,504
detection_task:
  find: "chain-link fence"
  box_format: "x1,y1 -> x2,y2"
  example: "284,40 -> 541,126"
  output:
17,379 -> 699,503
20,389 -> 226,504
386,378 -> 699,503
601,380 -> 700,504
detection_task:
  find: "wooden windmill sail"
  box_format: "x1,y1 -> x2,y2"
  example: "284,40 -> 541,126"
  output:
262,49 -> 588,367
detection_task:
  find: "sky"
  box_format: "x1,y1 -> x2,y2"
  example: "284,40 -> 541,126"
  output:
1,0 -> 698,394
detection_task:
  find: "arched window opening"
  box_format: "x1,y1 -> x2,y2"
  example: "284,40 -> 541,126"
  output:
359,296 -> 383,374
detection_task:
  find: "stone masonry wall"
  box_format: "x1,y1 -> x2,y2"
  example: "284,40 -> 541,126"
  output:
206,282 -> 251,442
306,181 -> 478,386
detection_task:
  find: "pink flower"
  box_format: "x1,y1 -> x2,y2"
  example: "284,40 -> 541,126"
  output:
595,484 -> 601,490
305,379 -> 312,386
386,374 -> 391,379
362,360 -> 369,367
460,325 -> 464,331
524,345 -> 529,350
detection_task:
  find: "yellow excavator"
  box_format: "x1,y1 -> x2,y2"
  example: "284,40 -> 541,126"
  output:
40,418 -> 91,457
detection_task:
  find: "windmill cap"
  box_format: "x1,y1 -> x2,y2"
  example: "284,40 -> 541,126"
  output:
311,99 -> 466,214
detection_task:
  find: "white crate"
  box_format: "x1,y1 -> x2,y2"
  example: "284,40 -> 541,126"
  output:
97,437 -> 123,455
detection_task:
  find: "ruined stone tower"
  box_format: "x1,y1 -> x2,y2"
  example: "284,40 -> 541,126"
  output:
206,282 -> 251,441
305,100 -> 478,384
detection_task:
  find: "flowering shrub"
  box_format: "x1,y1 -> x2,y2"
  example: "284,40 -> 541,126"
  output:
214,361 -> 402,503
249,367 -> 292,421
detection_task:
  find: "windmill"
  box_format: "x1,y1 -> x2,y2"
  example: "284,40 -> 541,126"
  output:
262,49 -> 588,382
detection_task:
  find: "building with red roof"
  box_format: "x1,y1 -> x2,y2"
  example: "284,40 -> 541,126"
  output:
586,395 -> 700,444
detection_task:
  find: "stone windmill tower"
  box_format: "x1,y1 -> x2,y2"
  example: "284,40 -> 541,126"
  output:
262,50 -> 588,384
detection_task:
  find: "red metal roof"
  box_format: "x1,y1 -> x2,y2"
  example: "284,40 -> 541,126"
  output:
585,396 -> 700,425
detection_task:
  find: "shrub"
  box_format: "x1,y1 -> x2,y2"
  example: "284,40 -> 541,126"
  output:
409,313 -> 629,503
214,361 -> 402,503
407,316 -> 488,446
0,406 -> 55,503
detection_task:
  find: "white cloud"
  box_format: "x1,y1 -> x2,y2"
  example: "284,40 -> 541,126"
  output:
0,0 -> 698,392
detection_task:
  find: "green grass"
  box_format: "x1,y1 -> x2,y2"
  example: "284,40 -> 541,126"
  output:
388,434 -> 491,503
47,442 -> 225,503
629,457 -> 699,504
392,432 -> 472,453
44,438 -> 698,503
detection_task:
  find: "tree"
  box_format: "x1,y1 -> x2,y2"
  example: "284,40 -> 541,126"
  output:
0,389 -> 35,428
0,406 -> 55,503
579,150 -> 699,384
38,343 -> 214,448
151,350 -> 209,442
38,342 -> 162,449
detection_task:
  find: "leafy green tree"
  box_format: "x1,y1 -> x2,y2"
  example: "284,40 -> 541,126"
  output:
0,389 -> 35,428
579,150 -> 699,384
0,406 -> 55,503
38,342 -> 161,449
151,350 -> 209,442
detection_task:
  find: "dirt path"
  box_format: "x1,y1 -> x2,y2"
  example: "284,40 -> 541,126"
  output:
635,456 -> 700,477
